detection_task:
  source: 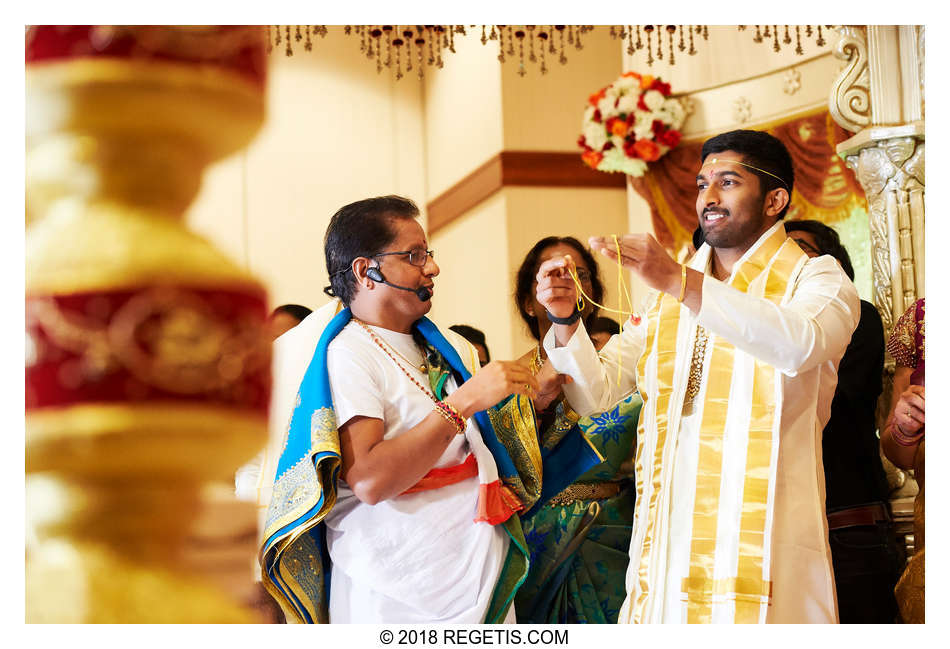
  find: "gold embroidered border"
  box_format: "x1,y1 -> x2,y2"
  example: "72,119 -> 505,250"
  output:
684,339 -> 733,623
632,292 -> 681,622
733,237 -> 804,623
683,227 -> 797,623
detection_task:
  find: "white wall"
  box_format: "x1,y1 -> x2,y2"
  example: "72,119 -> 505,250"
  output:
188,26 -> 427,312
423,30 -> 504,199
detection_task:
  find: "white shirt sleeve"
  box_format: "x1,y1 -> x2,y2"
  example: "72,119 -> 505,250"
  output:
696,255 -> 860,376
327,340 -> 385,428
542,314 -> 646,417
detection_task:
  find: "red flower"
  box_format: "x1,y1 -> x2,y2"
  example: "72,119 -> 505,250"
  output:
577,134 -> 588,149
581,150 -> 604,169
633,139 -> 661,162
637,94 -> 649,111
651,119 -> 666,136
658,129 -> 681,148
603,141 -> 615,151
649,78 -> 672,96
625,112 -> 636,125
623,138 -> 638,157
593,109 -> 602,123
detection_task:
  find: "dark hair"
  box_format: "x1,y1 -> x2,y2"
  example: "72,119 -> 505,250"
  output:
271,304 -> 312,322
700,129 -> 795,219
784,219 -> 855,280
589,316 -> 620,337
514,236 -> 604,341
449,324 -> 490,362
692,225 -> 705,251
323,195 -> 420,305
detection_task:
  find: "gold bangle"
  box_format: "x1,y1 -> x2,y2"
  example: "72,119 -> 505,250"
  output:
434,400 -> 466,435
677,264 -> 688,303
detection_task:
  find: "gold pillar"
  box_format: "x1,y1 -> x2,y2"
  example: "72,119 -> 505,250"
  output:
25,26 -> 271,622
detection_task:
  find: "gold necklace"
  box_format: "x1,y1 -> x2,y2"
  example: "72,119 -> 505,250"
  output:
683,325 -> 709,411
354,319 -> 428,374
532,345 -> 545,375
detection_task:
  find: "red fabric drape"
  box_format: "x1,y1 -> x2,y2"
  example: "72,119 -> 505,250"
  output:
631,109 -> 867,254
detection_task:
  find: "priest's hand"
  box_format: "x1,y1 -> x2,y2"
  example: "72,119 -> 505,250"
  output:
446,361 -> 540,419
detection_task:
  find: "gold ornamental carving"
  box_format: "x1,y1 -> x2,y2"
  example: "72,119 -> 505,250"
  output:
829,26 -> 871,133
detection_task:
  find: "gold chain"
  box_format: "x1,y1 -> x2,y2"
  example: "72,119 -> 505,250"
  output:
354,319 -> 466,435
354,319 -> 427,373
354,320 -> 435,401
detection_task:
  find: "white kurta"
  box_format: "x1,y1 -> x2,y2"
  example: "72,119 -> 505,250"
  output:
543,223 -> 859,623
323,322 -> 510,623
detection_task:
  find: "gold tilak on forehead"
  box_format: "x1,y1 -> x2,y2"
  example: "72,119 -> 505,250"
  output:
702,157 -> 789,190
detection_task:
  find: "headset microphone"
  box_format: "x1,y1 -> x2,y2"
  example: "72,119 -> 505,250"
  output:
367,266 -> 432,302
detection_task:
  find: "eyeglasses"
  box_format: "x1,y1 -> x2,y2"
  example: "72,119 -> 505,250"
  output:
373,247 -> 435,267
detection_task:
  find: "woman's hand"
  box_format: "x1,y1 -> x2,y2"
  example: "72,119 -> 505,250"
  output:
533,360 -> 572,412
536,255 -> 579,320
893,385 -> 925,435
446,361 -> 540,418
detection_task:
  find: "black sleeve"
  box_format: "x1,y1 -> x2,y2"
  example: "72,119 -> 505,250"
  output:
834,300 -> 885,402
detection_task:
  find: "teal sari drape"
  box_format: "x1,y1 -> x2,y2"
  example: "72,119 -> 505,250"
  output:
515,393 -> 642,624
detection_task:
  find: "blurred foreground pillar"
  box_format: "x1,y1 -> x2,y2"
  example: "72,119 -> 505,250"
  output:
25,26 -> 271,622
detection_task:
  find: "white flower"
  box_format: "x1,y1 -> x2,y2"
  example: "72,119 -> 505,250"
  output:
617,92 -> 638,114
583,121 -> 608,150
662,99 -> 686,128
616,76 -> 638,92
610,134 -> 625,149
643,89 -> 665,111
598,93 -> 617,118
633,111 -> 655,140
600,147 -> 648,176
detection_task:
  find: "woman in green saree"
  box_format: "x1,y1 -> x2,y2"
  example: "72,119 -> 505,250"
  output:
512,236 -> 642,624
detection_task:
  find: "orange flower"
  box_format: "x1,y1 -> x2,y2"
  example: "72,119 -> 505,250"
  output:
622,71 -> 641,80
639,74 -> 655,89
581,150 -> 604,169
588,87 -> 607,107
606,117 -> 628,137
633,139 -> 661,162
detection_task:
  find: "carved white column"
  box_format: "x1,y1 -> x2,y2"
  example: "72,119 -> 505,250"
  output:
829,26 -> 925,530
829,25 -> 925,336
